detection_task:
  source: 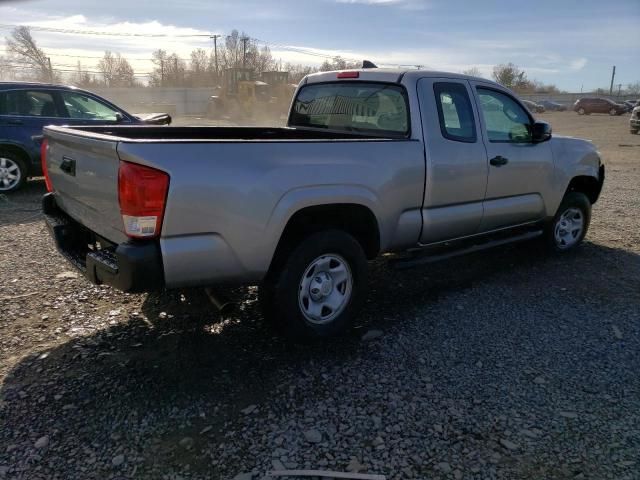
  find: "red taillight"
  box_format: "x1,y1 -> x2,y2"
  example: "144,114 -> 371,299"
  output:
337,71 -> 359,79
41,139 -> 53,192
118,161 -> 169,238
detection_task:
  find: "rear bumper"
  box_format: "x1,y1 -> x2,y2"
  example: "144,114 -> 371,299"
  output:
42,193 -> 164,292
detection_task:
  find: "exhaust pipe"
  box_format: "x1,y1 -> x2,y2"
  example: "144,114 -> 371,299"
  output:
204,288 -> 236,315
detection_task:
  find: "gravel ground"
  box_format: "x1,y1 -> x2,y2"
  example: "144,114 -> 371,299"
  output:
1,112 -> 639,480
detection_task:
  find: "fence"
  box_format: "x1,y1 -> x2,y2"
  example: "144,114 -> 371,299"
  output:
88,87 -> 637,118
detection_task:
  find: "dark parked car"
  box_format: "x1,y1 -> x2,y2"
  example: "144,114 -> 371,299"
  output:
630,105 -> 640,134
538,100 -> 567,111
622,100 -> 638,112
522,99 -> 545,113
573,97 -> 627,116
0,82 -> 171,192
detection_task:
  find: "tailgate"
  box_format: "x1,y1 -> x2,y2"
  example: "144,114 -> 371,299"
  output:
45,127 -> 127,244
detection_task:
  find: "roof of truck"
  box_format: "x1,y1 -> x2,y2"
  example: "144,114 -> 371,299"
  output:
303,68 -> 500,88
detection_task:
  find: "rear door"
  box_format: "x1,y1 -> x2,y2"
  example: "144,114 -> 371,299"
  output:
0,88 -> 67,171
471,83 -> 554,231
417,78 -> 488,243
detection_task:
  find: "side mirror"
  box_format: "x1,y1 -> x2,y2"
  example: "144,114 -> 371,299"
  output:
531,121 -> 552,143
115,112 -> 124,123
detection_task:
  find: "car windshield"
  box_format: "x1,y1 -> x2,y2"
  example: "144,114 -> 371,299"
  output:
289,82 -> 410,136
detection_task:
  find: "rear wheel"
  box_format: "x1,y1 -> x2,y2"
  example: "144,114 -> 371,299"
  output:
577,107 -> 585,115
260,230 -> 368,341
544,192 -> 591,252
609,108 -> 617,116
0,152 -> 27,193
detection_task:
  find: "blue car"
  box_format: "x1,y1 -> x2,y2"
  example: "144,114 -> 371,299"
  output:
0,82 -> 171,192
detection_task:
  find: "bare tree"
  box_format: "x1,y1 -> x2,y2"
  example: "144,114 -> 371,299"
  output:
98,51 -> 136,87
5,26 -> 53,82
462,67 -> 482,77
189,48 -> 209,87
627,82 -> 640,95
492,63 -> 530,91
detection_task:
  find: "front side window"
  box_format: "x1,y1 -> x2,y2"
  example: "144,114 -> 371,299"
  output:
60,92 -> 120,121
433,82 -> 476,142
0,90 -> 60,117
477,88 -> 532,143
289,82 -> 409,136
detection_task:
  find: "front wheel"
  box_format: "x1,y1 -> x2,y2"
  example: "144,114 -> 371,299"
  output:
609,108 -> 618,116
260,230 -> 368,340
544,192 -> 591,252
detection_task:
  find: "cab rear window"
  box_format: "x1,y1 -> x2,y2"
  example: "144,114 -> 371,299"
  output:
289,82 -> 409,137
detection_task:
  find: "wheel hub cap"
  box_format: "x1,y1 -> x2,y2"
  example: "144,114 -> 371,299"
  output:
298,254 -> 353,325
554,207 -> 584,249
0,158 -> 20,190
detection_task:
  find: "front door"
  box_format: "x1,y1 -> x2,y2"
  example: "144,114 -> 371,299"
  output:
418,78 -> 488,244
472,84 -> 555,231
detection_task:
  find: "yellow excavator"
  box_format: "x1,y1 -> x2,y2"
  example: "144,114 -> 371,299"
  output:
208,68 -> 296,122
208,68 -> 270,121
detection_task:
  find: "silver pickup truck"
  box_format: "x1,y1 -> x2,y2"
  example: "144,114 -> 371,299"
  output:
42,68 -> 604,339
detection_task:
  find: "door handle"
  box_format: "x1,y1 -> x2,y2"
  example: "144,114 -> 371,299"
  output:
490,155 -> 509,167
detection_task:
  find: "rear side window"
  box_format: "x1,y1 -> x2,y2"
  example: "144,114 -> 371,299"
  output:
0,90 -> 60,117
433,82 -> 476,142
289,82 -> 409,136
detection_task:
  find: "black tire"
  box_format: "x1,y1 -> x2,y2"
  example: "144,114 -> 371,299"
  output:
609,108 -> 617,116
0,150 -> 28,193
631,129 -> 639,135
544,192 -> 591,252
260,230 -> 368,341
577,108 -> 585,115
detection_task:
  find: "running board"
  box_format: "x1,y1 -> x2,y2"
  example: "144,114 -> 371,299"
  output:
392,230 -> 543,270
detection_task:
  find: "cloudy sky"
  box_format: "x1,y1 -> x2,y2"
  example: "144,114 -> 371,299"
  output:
0,0 -> 638,91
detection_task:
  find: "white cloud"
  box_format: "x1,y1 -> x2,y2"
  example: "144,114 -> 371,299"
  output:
335,0 -> 429,9
570,58 -> 588,71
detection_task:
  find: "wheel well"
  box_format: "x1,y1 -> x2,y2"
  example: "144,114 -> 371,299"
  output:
0,144 -> 32,174
270,204 -> 380,269
565,174 -> 603,204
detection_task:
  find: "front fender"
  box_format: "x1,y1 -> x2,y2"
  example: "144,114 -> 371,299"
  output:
549,136 -> 602,213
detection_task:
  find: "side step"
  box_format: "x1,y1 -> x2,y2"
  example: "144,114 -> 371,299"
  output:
392,230 -> 543,270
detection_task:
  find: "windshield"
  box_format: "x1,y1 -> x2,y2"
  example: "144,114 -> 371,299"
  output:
289,82 -> 409,136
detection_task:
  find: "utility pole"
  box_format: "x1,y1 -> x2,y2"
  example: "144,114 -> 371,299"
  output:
609,65 -> 616,95
240,36 -> 249,69
47,57 -> 53,82
160,58 -> 165,87
210,34 -> 221,80
617,83 -> 622,97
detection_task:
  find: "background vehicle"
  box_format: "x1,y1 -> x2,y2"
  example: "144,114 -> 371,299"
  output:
622,100 -> 637,112
631,105 -> 640,134
0,82 -> 171,192
522,99 -> 545,113
42,68 -> 604,340
538,100 -> 567,111
573,97 -> 627,116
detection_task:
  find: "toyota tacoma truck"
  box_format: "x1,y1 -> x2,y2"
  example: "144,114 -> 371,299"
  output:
41,68 -> 605,339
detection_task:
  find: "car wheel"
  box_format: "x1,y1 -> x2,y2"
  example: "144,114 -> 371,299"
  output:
544,192 -> 591,252
260,230 -> 368,341
631,129 -> 639,135
577,107 -> 585,115
609,108 -> 617,116
0,151 -> 27,193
